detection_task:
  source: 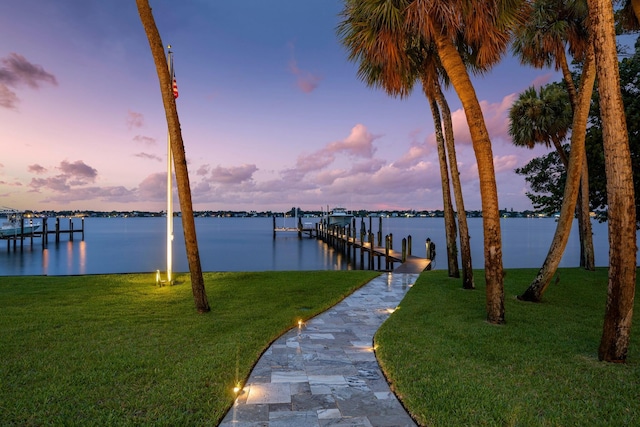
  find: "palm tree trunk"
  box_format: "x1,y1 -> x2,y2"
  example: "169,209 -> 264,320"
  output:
550,135 -> 569,168
434,32 -> 503,323
427,94 -> 459,277
578,159 -> 595,270
632,0 -> 640,22
519,42 -> 596,303
558,49 -> 595,270
588,0 -> 637,363
136,0 -> 210,313
435,83 -> 474,289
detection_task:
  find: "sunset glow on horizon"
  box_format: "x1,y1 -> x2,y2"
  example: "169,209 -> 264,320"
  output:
2,0 -> 567,213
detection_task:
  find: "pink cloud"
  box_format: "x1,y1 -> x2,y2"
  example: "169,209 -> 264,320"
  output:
0,53 -> 57,89
58,160 -> 97,182
531,73 -> 554,88
450,93 -> 518,147
0,84 -> 18,109
0,53 -> 57,109
27,160 -> 97,193
209,164 -> 258,184
326,124 -> 378,157
133,135 -> 156,145
28,164 -> 48,174
493,155 -> 519,174
126,110 -> 144,129
134,152 -> 162,162
137,173 -> 167,201
288,42 -> 322,93
196,165 -> 210,176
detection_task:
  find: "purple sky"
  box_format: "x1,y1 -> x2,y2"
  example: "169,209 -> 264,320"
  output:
1,0 -> 566,213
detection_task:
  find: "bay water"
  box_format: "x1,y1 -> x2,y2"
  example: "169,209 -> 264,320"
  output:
0,216 -> 623,276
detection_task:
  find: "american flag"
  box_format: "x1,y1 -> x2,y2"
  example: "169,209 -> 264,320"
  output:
172,78 -> 179,99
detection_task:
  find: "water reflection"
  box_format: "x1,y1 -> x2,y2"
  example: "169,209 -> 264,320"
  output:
0,216 -> 629,276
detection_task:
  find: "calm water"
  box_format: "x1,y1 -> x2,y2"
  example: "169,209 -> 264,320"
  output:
0,216 -> 624,276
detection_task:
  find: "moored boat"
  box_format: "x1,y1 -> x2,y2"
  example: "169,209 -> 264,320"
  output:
0,210 -> 40,238
327,207 -> 354,227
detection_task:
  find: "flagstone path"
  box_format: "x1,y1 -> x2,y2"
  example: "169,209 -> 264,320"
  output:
219,272 -> 419,427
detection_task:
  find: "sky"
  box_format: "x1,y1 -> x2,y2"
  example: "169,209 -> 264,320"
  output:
0,1 -> 570,213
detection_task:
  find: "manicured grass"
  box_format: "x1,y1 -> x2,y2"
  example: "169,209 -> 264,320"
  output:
0,270 -> 379,425
376,268 -> 640,426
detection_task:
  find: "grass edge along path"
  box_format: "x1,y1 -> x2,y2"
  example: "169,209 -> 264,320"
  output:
0,270 -> 379,426
376,268 -> 640,426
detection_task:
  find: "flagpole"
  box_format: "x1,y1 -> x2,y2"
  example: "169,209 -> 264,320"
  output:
166,45 -> 175,284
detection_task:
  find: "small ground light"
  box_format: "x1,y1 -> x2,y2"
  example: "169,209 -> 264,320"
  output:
233,384 -> 241,394
298,319 -> 303,327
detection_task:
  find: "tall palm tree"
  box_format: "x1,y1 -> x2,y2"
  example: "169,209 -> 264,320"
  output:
136,0 -> 210,313
404,0 -> 527,323
428,89 -> 461,278
513,0 -> 595,272
337,2 -> 463,279
512,0 -> 595,293
435,82 -> 474,289
340,0 -> 526,322
519,40 -> 597,303
588,0 -> 637,363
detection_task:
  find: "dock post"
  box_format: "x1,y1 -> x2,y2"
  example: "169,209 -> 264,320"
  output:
360,229 -> 365,269
407,235 -> 412,257
81,217 -> 85,240
55,217 -> 60,243
385,235 -> 390,271
402,238 -> 407,263
352,226 -> 357,261
20,216 -> 24,251
70,218 -> 74,242
389,233 -> 393,270
368,231 -> 374,270
20,217 -> 25,250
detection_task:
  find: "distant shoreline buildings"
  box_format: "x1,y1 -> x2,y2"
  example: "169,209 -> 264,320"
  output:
18,208 -> 602,220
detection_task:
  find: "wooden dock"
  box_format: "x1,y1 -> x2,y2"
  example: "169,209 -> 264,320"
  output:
314,219 -> 433,273
1,216 -> 85,251
272,216 -> 317,238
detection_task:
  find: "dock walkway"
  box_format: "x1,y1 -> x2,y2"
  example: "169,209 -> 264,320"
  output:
316,222 -> 433,273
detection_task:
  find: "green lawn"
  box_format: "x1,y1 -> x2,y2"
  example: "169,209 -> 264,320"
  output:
376,268 -> 640,426
3,268 -> 638,426
0,270 -> 379,425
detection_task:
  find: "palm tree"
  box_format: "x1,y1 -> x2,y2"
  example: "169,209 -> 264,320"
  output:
513,0 -> 595,273
428,90 -> 461,278
136,0 -> 210,313
588,0 -> 637,363
404,0 -> 528,323
519,39 -> 597,302
339,0 -> 526,322
435,82 -> 474,289
512,0 -> 596,301
509,84 -> 572,168
337,2 -> 463,279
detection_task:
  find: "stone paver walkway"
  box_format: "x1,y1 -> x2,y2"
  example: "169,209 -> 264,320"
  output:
219,273 -> 419,427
